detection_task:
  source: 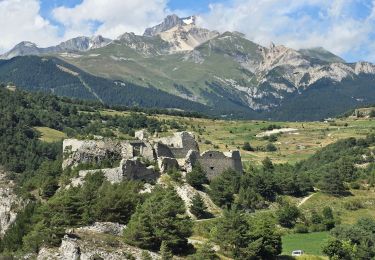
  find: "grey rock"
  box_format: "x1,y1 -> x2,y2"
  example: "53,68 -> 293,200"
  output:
143,14 -> 196,37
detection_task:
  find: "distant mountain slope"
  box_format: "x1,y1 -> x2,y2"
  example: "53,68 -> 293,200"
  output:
1,14 -> 375,120
0,36 -> 111,60
0,56 -> 260,118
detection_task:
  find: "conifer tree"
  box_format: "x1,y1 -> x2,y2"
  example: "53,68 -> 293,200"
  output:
160,241 -> 173,260
190,194 -> 208,219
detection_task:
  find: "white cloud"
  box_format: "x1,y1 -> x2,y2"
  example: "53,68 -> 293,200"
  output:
198,0 -> 375,61
0,0 -> 60,53
52,0 -> 170,39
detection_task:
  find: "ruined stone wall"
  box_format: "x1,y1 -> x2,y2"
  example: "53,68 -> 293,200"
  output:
63,139 -> 123,169
64,139 -> 156,169
121,159 -> 159,181
154,143 -> 174,158
75,158 -> 159,185
158,157 -> 179,173
190,150 -> 243,180
155,132 -> 199,159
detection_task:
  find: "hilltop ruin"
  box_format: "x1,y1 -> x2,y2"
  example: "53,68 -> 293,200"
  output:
62,130 -> 243,184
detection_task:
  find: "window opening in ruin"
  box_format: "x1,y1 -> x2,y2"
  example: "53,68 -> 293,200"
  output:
133,146 -> 141,156
210,166 -> 214,170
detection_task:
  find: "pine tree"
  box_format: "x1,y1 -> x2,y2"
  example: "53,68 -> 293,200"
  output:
188,242 -> 219,260
320,169 -> 347,196
124,187 -> 193,253
190,194 -> 208,219
160,241 -> 173,260
186,163 -> 208,190
209,169 -> 241,208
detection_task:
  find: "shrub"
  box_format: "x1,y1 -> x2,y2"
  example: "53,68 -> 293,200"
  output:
269,134 -> 278,142
294,224 -> 309,233
344,199 -> 364,211
204,140 -> 212,145
242,142 -> 254,151
265,143 -> 277,152
276,202 -> 300,228
350,182 -> 361,189
167,168 -> 182,183
310,224 -> 326,232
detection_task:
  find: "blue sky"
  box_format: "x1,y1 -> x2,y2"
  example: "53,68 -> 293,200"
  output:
1,0 -> 375,62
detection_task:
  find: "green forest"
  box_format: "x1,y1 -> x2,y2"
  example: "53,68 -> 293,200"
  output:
0,84 -> 375,259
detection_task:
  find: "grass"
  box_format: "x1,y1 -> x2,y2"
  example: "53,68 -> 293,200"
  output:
281,232 -> 330,256
300,189 -> 375,224
95,109 -> 375,165
34,127 -> 67,143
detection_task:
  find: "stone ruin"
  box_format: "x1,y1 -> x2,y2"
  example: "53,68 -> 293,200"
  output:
62,130 -> 243,185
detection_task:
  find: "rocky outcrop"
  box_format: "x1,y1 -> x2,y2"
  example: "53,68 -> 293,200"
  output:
76,222 -> 126,236
174,182 -> 220,218
159,24 -> 219,52
143,14 -> 196,37
37,229 -> 160,260
0,170 -> 23,237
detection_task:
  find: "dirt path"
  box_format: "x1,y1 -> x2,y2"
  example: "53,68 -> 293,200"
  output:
298,193 -> 315,207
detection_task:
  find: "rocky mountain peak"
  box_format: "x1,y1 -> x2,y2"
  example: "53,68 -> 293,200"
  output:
0,41 -> 40,59
58,35 -> 111,52
17,41 -> 38,48
143,14 -> 197,37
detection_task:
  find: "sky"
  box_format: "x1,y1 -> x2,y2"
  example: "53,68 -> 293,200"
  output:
1,0 -> 375,62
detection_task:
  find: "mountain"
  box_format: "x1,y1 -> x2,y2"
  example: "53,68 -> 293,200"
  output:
0,55 -> 257,118
0,36 -> 111,59
299,47 -> 346,63
1,14 -> 375,120
143,14 -> 197,36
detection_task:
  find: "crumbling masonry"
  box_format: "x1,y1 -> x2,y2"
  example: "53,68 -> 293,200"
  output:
62,131 -> 243,184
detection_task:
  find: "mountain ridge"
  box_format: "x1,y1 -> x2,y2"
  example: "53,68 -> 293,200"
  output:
1,14 -> 374,121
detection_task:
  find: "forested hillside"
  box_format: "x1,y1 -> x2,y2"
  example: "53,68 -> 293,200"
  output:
1,85 -> 375,259
2,56 -> 375,121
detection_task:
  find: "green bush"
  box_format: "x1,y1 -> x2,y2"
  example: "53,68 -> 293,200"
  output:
167,168 -> 182,183
265,143 -> 277,152
294,224 -> 309,233
343,199 -> 364,211
242,142 -> 254,151
350,182 -> 361,189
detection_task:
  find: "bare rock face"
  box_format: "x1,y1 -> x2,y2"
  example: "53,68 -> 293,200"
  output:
77,222 -> 126,236
143,14 -> 196,37
60,236 -> 81,260
0,170 -> 23,237
159,25 -> 219,52
37,230 -> 160,260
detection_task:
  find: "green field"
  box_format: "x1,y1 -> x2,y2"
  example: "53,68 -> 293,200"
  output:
101,109 -> 375,165
34,127 -> 67,143
282,232 -> 330,256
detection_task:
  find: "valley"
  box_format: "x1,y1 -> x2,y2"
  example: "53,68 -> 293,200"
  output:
1,8 -> 375,260
0,85 -> 374,259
